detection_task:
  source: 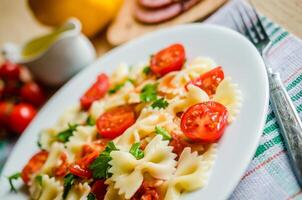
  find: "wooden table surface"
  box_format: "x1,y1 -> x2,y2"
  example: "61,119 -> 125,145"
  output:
0,0 -> 301,63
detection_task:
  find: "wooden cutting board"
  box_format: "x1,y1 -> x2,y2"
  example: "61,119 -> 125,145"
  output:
107,0 -> 228,45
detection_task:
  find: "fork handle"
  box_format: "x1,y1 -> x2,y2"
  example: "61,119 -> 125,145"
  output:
268,70 -> 302,186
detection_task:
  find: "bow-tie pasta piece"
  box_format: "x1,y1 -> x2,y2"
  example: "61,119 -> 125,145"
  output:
65,182 -> 90,200
29,175 -> 63,200
110,63 -> 130,86
114,108 -> 176,150
213,77 -> 242,122
109,135 -> 177,199
38,128 -> 60,151
57,105 -> 88,130
89,100 -> 105,121
41,142 -> 67,175
158,57 -> 216,98
66,126 -> 98,162
104,179 -> 126,200
167,84 -> 209,115
163,145 -> 217,200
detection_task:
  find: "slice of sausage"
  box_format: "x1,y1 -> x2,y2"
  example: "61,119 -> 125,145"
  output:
138,0 -> 175,9
135,0 -> 201,24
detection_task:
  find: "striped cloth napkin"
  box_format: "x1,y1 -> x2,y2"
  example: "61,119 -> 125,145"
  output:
205,0 -> 302,199
1,0 -> 302,199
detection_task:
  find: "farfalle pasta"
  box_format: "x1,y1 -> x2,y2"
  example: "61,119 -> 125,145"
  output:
15,43 -> 242,200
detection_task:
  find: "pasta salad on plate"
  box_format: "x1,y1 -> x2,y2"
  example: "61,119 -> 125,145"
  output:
9,43 -> 241,200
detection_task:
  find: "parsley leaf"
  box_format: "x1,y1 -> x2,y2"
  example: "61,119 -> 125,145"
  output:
89,142 -> 118,179
129,143 -> 144,159
155,126 -> 172,141
86,116 -> 96,126
35,175 -> 43,186
87,192 -> 96,200
63,173 -> 76,199
108,82 -> 125,94
56,123 -> 78,143
140,83 -> 158,102
37,133 -> 42,149
151,98 -> 169,109
142,66 -> 151,75
8,172 -> 21,192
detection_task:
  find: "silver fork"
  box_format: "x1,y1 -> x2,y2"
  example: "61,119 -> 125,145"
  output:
232,5 -> 302,186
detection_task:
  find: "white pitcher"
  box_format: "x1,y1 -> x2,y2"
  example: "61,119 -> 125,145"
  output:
1,18 -> 96,86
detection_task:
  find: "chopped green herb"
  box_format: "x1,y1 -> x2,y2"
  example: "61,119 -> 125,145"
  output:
86,116 -> 96,126
56,124 -> 78,143
37,133 -> 42,149
140,83 -> 158,102
151,98 -> 169,109
142,66 -> 151,75
129,143 -> 144,159
8,172 -> 21,192
108,82 -> 125,94
35,175 -> 43,186
89,142 -> 119,179
155,126 -> 172,141
128,78 -> 135,84
87,192 -> 96,200
63,173 -> 76,199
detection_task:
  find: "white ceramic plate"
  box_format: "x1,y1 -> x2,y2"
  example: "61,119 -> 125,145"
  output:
0,24 -> 269,200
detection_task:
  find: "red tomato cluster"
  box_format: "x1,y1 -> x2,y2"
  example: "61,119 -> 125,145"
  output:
0,61 -> 46,135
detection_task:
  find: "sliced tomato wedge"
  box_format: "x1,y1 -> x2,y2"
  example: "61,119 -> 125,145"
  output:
69,146 -> 99,179
185,66 -> 224,95
80,73 -> 109,110
150,44 -> 185,76
97,105 -> 136,139
53,152 -> 68,177
180,101 -> 228,142
91,180 -> 107,200
21,151 -> 49,184
69,164 -> 92,179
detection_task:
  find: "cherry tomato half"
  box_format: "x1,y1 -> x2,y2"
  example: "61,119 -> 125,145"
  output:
21,82 -> 46,106
97,105 -> 136,139
150,44 -> 185,76
9,103 -> 37,134
91,180 -> 107,200
180,101 -> 228,142
0,61 -> 21,80
21,151 -> 48,184
80,73 -> 109,110
185,66 -> 224,96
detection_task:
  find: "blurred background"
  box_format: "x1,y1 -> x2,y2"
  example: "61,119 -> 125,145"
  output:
0,0 -> 301,159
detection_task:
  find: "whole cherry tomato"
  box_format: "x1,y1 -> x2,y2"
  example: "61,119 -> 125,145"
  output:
9,103 -> 37,134
0,61 -> 21,80
150,44 -> 185,76
97,105 -> 136,139
21,82 -> 46,106
181,101 -> 228,142
21,150 -> 48,184
0,101 -> 13,128
185,66 -> 224,96
80,73 -> 109,110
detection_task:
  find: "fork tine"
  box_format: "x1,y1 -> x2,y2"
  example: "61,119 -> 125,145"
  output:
240,5 -> 262,42
251,6 -> 269,40
236,6 -> 255,44
230,13 -> 242,33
